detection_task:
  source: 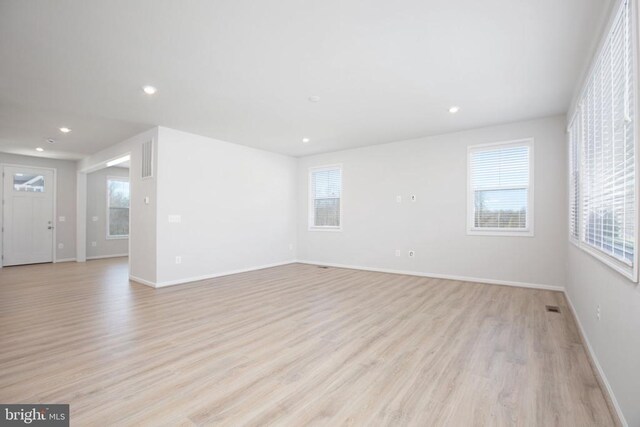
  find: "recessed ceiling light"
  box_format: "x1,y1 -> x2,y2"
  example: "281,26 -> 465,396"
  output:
448,106 -> 460,114
142,85 -> 157,95
36,147 -> 44,152
59,127 -> 71,133
308,95 -> 320,102
302,138 -> 310,143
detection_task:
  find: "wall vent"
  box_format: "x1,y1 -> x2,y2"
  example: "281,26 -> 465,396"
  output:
545,305 -> 561,313
141,140 -> 153,179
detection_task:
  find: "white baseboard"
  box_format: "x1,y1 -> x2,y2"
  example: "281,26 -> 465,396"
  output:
156,260 -> 297,287
129,274 -> 156,288
129,260 -> 297,288
563,291 -> 627,427
87,253 -> 128,260
295,260 -> 565,292
54,258 -> 77,263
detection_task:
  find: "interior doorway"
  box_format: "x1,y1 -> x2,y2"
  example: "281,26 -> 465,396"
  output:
1,164 -> 56,266
86,159 -> 130,261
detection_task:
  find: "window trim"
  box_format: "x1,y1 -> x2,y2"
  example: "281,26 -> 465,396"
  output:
106,176 -> 130,240
567,113 -> 581,246
466,138 -> 535,237
308,164 -> 343,232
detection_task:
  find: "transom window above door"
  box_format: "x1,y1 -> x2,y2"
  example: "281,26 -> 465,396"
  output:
13,173 -> 45,192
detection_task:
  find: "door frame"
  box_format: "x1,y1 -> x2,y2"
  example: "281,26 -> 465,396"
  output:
0,163 -> 57,268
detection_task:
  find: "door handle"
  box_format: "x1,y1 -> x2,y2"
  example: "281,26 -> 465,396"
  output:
48,226 -> 54,230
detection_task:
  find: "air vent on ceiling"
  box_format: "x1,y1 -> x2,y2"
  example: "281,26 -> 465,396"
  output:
141,140 -> 153,179
545,305 -> 561,313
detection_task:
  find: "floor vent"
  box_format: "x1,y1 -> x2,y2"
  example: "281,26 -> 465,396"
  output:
545,305 -> 561,313
317,266 -> 329,269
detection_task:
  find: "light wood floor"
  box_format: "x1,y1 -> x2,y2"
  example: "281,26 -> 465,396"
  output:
0,259 -> 615,426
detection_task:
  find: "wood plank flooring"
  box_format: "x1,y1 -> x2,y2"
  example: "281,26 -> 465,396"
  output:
0,259 -> 615,426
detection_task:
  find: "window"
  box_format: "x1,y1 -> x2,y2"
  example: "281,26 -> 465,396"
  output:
107,177 -> 130,238
13,173 -> 44,192
569,0 -> 636,279
468,139 -> 533,236
309,165 -> 342,230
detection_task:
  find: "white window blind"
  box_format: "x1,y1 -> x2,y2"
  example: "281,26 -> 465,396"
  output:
578,0 -> 635,269
468,140 -> 533,234
309,166 -> 342,229
569,115 -> 580,241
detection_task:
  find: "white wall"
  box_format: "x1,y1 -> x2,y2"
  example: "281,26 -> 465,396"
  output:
78,127 -> 158,284
566,246 -> 640,426
297,115 -> 567,288
155,127 -> 297,285
0,153 -> 77,262
86,166 -> 129,259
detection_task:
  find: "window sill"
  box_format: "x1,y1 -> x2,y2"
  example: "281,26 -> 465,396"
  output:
573,240 -> 637,282
308,226 -> 342,232
467,228 -> 533,237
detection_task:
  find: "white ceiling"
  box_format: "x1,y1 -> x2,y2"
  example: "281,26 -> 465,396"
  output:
0,0 -> 611,159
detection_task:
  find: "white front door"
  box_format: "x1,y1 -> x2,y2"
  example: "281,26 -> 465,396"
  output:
2,166 -> 55,266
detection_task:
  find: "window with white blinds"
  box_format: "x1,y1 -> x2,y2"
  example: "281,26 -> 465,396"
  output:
309,166 -> 342,229
570,0 -> 636,278
468,140 -> 533,235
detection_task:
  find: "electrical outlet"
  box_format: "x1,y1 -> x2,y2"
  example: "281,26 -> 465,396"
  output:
408,250 -> 415,257
58,243 -> 64,249
597,304 -> 601,320
58,216 -> 66,222
395,249 -> 401,257
168,215 -> 181,223
92,216 -> 98,222
91,241 -> 97,247
175,256 -> 182,264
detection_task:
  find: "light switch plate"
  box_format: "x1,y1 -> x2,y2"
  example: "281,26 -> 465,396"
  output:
92,216 -> 98,222
168,215 -> 181,223
58,216 -> 66,222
